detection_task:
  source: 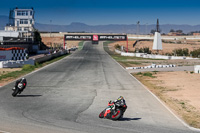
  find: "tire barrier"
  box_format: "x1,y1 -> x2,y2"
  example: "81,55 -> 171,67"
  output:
0,49 -> 69,68
126,64 -> 176,70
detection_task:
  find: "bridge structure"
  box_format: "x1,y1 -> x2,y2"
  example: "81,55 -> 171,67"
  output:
64,34 -> 129,52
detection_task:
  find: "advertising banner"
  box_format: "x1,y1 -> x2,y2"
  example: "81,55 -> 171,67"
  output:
98,35 -> 127,41
93,35 -> 99,41
65,35 -> 92,40
0,51 -> 12,61
64,35 -> 127,41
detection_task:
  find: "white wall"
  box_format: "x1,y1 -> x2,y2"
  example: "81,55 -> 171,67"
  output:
0,59 -> 34,68
0,31 -> 19,37
194,65 -> 200,73
117,50 -> 198,60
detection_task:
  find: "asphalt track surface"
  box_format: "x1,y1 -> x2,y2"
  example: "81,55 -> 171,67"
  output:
0,41 -> 199,133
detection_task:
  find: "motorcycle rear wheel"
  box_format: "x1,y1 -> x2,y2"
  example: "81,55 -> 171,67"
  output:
111,109 -> 122,120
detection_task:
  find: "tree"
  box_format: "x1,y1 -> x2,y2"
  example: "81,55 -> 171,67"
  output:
34,30 -> 42,43
173,48 -> 189,56
190,48 -> 200,57
33,29 -> 49,50
176,30 -> 183,33
183,48 -> 189,56
170,29 -> 175,32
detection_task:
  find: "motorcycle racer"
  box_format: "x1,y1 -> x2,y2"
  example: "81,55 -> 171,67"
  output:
99,96 -> 127,120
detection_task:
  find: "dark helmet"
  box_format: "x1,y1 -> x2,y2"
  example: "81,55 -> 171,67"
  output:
117,96 -> 124,101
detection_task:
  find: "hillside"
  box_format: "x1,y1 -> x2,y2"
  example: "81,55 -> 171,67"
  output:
1,15 -> 200,34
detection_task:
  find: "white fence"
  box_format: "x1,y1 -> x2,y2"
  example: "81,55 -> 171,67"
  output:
0,50 -> 69,68
194,65 -> 200,73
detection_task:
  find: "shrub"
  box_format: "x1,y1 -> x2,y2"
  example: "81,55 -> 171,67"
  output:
22,64 -> 35,71
137,47 -> 151,54
143,72 -> 155,78
114,44 -> 121,49
183,48 -> 189,56
190,48 -> 200,58
136,72 -> 142,75
173,48 -> 189,56
165,52 -> 173,56
143,47 -> 151,54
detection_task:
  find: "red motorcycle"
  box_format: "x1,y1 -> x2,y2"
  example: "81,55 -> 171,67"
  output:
99,99 -> 127,120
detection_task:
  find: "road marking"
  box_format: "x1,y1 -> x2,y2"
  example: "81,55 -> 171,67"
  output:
103,42 -> 200,132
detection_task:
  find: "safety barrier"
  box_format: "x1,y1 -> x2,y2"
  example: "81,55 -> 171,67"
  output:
0,50 -> 69,68
33,50 -> 68,64
126,64 -> 176,70
0,59 -> 34,68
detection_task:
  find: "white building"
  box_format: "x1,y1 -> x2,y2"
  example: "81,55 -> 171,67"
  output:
4,7 -> 35,38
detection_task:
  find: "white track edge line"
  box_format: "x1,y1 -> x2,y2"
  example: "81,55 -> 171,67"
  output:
104,44 -> 200,132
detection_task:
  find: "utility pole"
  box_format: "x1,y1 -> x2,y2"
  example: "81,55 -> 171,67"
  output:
50,20 -> 52,37
146,23 -> 148,35
50,20 -> 52,50
137,21 -> 140,35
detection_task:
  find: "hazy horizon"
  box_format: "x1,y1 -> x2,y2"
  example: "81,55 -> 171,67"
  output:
1,0 -> 200,26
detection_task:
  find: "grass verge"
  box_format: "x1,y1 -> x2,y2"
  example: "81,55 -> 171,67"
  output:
0,54 -> 69,84
103,41 -> 164,68
103,41 -> 200,128
78,41 -> 84,50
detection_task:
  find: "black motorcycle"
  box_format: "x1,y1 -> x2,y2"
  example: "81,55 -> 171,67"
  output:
12,78 -> 27,97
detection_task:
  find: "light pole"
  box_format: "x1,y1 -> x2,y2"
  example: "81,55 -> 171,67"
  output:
146,23 -> 148,35
137,21 -> 140,35
50,20 -> 52,50
50,20 -> 52,38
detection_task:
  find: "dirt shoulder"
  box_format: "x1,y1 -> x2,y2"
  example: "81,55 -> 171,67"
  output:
108,40 -> 200,54
0,52 -> 71,87
105,41 -> 200,128
133,71 -> 200,128
0,68 -> 22,87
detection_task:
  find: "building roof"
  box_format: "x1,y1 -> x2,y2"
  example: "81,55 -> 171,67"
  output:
15,7 -> 34,10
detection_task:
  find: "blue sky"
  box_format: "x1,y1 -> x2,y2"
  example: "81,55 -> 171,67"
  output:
0,0 -> 200,25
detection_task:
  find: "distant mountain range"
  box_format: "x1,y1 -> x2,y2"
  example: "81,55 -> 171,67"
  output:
1,15 -> 200,34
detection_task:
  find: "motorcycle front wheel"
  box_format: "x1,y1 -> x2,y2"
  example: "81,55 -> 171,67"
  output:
12,88 -> 19,97
99,109 -> 106,118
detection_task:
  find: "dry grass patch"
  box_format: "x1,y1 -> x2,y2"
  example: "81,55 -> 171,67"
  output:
0,68 -> 22,86
133,71 -> 200,128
